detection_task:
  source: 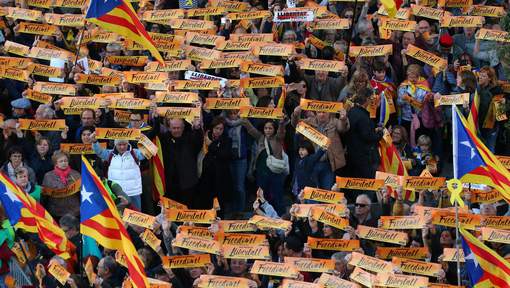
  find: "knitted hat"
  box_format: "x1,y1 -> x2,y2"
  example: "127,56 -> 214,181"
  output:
439,33 -> 454,48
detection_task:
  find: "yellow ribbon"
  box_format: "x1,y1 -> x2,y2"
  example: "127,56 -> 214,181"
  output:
447,179 -> 465,208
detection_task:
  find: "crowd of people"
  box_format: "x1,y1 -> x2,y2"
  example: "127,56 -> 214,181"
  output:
1,0 -> 510,287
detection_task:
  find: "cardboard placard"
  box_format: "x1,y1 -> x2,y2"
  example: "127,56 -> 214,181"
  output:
481,216 -> 510,229
227,11 -> 271,20
481,227 -> 510,244
169,19 -> 216,30
122,208 -> 156,229
172,234 -> 221,255
27,0 -> 52,8
222,244 -> 271,260
302,187 -> 344,204
349,252 -> 394,273
299,58 -> 346,72
218,220 -> 257,233
110,98 -> 153,110
292,204 -> 347,218
162,254 -> 211,269
380,18 -> 417,32
348,45 -> 393,57
59,97 -> 102,109
60,143 -> 107,154
44,13 -> 85,27
380,215 -> 425,229
186,32 -> 225,47
317,273 -> 361,288
0,67 -> 31,82
160,196 -> 188,210
185,45 -> 222,61
29,47 -> 75,62
406,44 -> 447,71
336,177 -> 384,191
240,76 -> 285,89
200,59 -> 243,69
440,15 -> 484,27
211,0 -> 249,11
310,207 -> 349,230
442,248 -> 465,262
392,257 -> 442,277
124,72 -> 168,84
434,93 -> 470,107
470,5 -> 506,17
296,121 -> 331,149
248,215 -> 292,231
250,43 -> 294,57
476,28 -> 510,43
187,7 -> 226,17
0,57 -> 33,69
48,262 -> 70,285
470,188 -> 502,204
196,275 -> 252,288
74,73 -> 121,86
167,209 -> 216,224
205,98 -> 250,110
94,92 -> 134,99
239,62 -> 284,76
173,80 -> 221,90
156,107 -> 200,121
357,225 -> 408,245
95,128 -> 141,140
300,98 -> 344,113
18,119 -> 66,131
374,273 -> 428,288
239,106 -> 284,119
18,22 -> 58,36
145,59 -> 192,72
411,4 -> 447,20
105,56 -> 148,67
438,0 -> 472,7
377,6 -> 411,19
349,267 -> 374,288
431,211 -> 480,230
30,63 -> 64,78
6,7 -> 43,21
52,0 -> 89,8
376,247 -> 429,260
24,89 -> 52,104
142,9 -> 185,22
284,256 -> 334,273
4,41 -> 30,56
313,19 -> 350,30
280,280 -> 323,288
179,226 -> 214,240
250,261 -> 300,278
141,229 -> 161,252
230,33 -> 274,43
307,237 -> 360,251
403,176 -> 446,190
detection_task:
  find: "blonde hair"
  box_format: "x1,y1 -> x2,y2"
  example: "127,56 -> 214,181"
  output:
417,135 -> 432,146
51,150 -> 70,165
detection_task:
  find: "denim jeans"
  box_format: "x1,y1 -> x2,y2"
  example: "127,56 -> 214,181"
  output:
230,158 -> 248,213
129,195 -> 142,210
313,161 -> 335,190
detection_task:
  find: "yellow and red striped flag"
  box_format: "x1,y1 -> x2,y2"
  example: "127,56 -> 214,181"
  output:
151,136 -> 166,200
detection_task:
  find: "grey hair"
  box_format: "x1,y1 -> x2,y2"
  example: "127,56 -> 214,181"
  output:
102,256 -> 117,272
114,139 -> 129,146
331,252 -> 348,263
38,104 -> 56,119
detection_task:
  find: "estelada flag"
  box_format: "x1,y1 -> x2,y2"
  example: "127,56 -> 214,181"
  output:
151,136 -> 165,200
85,0 -> 163,63
80,157 -> 148,288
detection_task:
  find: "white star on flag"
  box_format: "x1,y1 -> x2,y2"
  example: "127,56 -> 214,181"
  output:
4,189 -> 20,203
461,140 -> 476,159
81,185 -> 94,204
465,250 -> 479,268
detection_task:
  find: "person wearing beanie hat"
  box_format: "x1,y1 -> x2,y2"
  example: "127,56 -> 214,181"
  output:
10,98 -> 31,119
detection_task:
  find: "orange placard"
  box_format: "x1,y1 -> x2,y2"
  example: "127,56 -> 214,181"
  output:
218,220 -> 257,233
3,41 -> 30,56
307,237 -> 360,251
205,98 -> 250,110
179,226 -> 214,240
481,227 -> 510,244
310,207 -> 349,230
239,61 -> 284,76
431,210 -> 480,230
60,97 -> 102,109
43,13 -> 84,27
217,233 -> 265,246
380,215 -> 425,229
470,189 -> 502,204
240,76 -> 285,89
440,15 -> 484,27
406,44 -> 447,70
30,63 -> 64,78
250,261 -> 300,278
145,59 -> 191,72
317,273 -> 361,288
124,72 -> 168,84
187,6 -> 226,17
60,143 -> 106,155
74,73 -> 121,86
250,43 -> 294,57
442,248 -> 465,262
186,32 -> 225,46
296,121 -> 331,149
349,45 -> 392,57
299,58 -> 346,72
349,252 -> 394,273
185,45 -> 222,61
154,91 -> 198,104
141,229 -> 161,252
173,80 -> 221,90
110,98 -> 153,110
357,225 -> 408,245
200,59 -> 242,69
300,98 -> 344,113
336,177 -> 384,191
105,56 -> 147,67
221,244 -> 271,260
33,82 -> 76,95
48,262 -> 70,285
18,119 -> 66,131
248,215 -> 292,231
313,19 -> 350,30
280,279 -> 323,288
285,256 -> 335,273
162,254 -> 211,269
167,209 -> 216,224
0,67 -> 31,82
17,22 -> 58,36
172,234 -> 221,255
438,0 -> 472,7
239,107 -> 284,120
156,107 -> 200,121
95,128 -> 141,140
24,89 -> 52,104
122,208 -> 156,229
349,267 -> 374,288
496,155 -> 510,169
230,33 -> 274,43
470,5 -> 506,17
0,56 -> 33,69
380,18 -> 416,32
5,7 -> 43,21
411,4 -> 446,20
302,187 -> 344,204
196,275 -> 251,288
392,257 -> 442,277
227,11 -> 271,20
480,216 -> 510,229
142,9 -> 185,22
160,196 -> 188,210
375,273 -> 429,288
168,19 -> 216,30
403,176 -> 446,190
376,247 -> 429,260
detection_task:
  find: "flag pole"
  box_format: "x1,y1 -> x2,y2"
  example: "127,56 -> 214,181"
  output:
452,107 -> 461,287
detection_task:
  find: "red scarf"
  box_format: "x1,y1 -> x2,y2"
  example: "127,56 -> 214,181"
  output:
54,166 -> 71,185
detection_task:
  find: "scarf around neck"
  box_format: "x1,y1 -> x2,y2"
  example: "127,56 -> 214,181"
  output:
54,166 -> 71,185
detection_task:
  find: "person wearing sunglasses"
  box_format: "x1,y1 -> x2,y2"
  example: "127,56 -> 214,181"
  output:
350,194 -> 378,229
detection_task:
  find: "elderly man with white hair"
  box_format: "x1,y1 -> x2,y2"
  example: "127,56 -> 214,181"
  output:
90,133 -> 146,210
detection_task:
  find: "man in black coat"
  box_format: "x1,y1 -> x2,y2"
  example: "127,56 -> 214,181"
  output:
344,87 -> 383,180
159,118 -> 203,207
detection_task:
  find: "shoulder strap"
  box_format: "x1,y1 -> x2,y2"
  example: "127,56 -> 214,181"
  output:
264,137 -> 271,156
130,149 -> 140,165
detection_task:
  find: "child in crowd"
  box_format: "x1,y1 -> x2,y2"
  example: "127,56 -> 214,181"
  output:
413,135 -> 440,175
292,141 -> 326,197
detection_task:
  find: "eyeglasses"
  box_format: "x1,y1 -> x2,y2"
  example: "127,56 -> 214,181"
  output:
355,203 -> 368,208
130,118 -> 142,122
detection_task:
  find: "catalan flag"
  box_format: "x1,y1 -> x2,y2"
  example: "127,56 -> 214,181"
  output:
380,0 -> 403,18
467,90 -> 480,131
452,107 -> 510,203
151,136 -> 166,200
378,132 -> 412,201
80,157 -> 148,288
0,173 -> 73,259
461,227 -> 510,287
379,92 -> 391,127
85,0 -> 163,63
